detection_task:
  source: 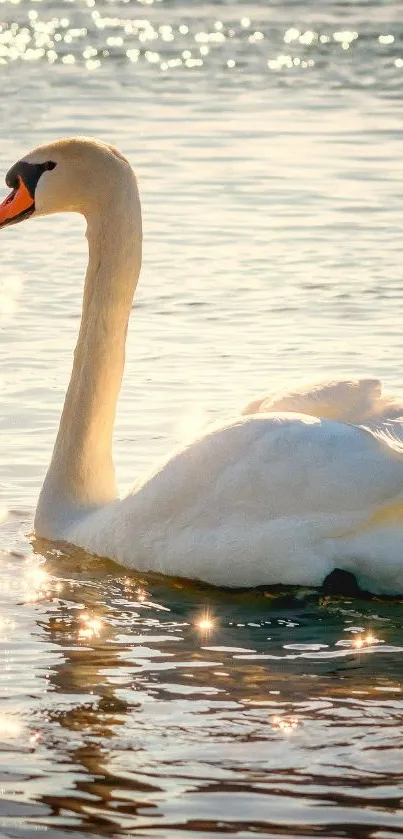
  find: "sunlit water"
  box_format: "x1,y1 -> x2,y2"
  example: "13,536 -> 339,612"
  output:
1,0 -> 403,836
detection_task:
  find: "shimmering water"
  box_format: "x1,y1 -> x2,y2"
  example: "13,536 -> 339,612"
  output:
1,0 -> 403,836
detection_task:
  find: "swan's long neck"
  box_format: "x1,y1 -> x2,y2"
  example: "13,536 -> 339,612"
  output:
35,178 -> 142,536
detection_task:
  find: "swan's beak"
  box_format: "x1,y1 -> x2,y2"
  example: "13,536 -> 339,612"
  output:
0,176 -> 35,229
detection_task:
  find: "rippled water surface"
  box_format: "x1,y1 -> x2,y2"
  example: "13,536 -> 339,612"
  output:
1,0 -> 403,836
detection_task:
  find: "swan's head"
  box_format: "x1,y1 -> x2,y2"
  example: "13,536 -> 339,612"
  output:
0,136 -> 139,228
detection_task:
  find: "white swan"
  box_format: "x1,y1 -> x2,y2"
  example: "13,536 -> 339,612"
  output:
1,136 -> 403,595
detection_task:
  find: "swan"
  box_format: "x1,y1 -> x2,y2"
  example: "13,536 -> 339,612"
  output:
1,136 -> 403,595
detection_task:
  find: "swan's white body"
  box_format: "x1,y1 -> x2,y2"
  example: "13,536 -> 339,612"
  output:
2,137 -> 403,594
65,413 -> 403,593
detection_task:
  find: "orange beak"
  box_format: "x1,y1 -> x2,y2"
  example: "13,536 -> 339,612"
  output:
0,176 -> 35,228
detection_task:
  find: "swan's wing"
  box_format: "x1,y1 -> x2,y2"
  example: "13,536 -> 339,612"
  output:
362,418 -> 403,453
242,378 -> 403,423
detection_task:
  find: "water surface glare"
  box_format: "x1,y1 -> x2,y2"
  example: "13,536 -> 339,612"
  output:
1,0 -> 403,836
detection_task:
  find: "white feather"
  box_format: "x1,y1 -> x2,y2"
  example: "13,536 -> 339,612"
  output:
242,378 -> 403,423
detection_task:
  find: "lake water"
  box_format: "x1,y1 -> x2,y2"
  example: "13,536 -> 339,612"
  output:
1,0 -> 403,836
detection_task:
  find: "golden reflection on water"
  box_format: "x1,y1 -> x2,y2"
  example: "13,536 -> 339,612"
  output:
0,712 -> 41,747
78,612 -> 103,640
352,631 -> 379,649
195,609 -> 215,636
364,632 -> 376,645
272,714 -> 299,734
23,564 -> 51,601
